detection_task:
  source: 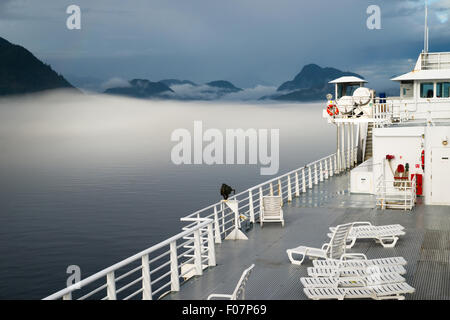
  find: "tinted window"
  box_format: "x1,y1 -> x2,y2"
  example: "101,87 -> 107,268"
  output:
345,85 -> 360,96
436,82 -> 450,98
420,83 -> 434,98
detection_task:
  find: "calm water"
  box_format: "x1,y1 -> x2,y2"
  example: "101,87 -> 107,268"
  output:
0,91 -> 335,299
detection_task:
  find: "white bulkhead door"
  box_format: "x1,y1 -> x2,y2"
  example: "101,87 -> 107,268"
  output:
431,148 -> 450,205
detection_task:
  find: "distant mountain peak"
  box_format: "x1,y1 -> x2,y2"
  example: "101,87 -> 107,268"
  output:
104,78 -> 173,98
274,63 -> 364,101
206,80 -> 242,91
0,36 -> 76,96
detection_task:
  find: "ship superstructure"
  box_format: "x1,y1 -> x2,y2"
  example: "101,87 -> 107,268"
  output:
324,50 -> 450,209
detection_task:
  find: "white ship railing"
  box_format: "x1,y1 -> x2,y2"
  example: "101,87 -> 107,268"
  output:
328,97 -> 450,127
43,147 -> 358,300
44,218 -> 216,300
376,175 -> 416,211
421,52 -> 450,70
180,147 -> 357,235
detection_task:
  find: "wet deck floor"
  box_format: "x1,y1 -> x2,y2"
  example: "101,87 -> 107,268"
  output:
163,172 -> 450,300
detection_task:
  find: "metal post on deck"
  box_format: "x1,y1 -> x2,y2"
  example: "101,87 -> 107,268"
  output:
295,171 -> 300,197
259,186 -> 263,220
169,241 -> 180,292
308,166 -> 313,189
334,153 -> 338,175
206,224 -> 216,267
224,200 -> 247,240
302,168 -> 306,193
314,163 -> 318,185
324,159 -> 329,179
221,202 -> 225,234
329,156 -> 333,177
142,254 -> 152,300
248,190 -> 255,223
213,205 -> 221,243
319,161 -> 324,182
341,123 -> 347,171
347,123 -> 351,169
106,271 -> 117,300
287,175 -> 292,202
350,123 -> 354,167
355,123 -> 358,166
269,182 -> 274,196
336,123 -> 341,172
193,229 -> 203,276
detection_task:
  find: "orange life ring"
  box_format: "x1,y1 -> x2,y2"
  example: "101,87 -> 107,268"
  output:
327,104 -> 339,116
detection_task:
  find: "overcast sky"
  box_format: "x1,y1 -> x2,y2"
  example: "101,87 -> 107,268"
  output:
1,0 -> 450,89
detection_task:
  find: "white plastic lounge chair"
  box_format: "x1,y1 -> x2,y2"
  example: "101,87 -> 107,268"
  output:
260,196 -> 284,227
286,223 -> 355,265
312,256 -> 407,269
328,222 -> 405,248
303,282 -> 415,300
307,264 -> 406,277
301,272 -> 406,288
287,223 -> 407,268
207,264 -> 254,300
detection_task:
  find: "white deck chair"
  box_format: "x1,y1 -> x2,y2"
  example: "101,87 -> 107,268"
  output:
260,196 -> 284,227
286,223 -> 407,268
286,223 -> 355,265
328,222 -> 405,248
303,282 -> 415,300
312,256 -> 407,269
207,264 -> 255,300
307,264 -> 407,277
301,272 -> 406,288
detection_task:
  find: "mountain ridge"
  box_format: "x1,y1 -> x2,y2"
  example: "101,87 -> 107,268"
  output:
104,79 -> 174,98
274,64 -> 364,101
0,36 -> 76,96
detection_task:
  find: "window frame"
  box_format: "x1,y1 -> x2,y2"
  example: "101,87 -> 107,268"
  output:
436,81 -> 450,98
419,82 -> 435,99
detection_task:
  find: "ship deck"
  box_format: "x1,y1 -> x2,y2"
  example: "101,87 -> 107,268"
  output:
162,172 -> 450,300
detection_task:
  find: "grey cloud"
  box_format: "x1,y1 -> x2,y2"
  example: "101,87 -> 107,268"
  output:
1,0 -> 448,91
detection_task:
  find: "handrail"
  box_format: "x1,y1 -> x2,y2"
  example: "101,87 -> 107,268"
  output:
44,218 -> 214,300
328,97 -> 450,125
376,174 -> 416,211
44,147 -> 359,300
180,147 -> 357,237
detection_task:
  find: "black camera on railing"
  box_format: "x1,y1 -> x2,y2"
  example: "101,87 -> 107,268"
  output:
220,184 -> 235,200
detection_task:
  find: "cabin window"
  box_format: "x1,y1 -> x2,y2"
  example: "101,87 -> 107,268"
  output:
337,84 -> 344,99
436,82 -> 450,98
400,81 -> 413,98
420,83 -> 434,98
337,84 -> 360,98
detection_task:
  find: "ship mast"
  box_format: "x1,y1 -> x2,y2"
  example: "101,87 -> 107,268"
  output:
424,0 -> 429,53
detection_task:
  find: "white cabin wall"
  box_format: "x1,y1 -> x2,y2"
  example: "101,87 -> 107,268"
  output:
424,126 -> 450,205
372,127 -> 425,195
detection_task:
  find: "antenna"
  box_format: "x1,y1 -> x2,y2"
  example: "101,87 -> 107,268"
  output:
424,0 -> 429,53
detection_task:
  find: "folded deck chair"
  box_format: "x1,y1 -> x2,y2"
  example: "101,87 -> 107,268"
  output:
207,264 -> 254,300
260,196 -> 284,227
301,272 -> 405,288
328,222 -> 405,248
307,264 -> 407,278
303,282 -> 415,300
